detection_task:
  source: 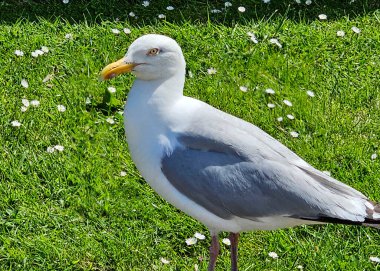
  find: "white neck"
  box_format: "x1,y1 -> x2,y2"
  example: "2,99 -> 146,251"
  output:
128,71 -> 185,109
124,72 -> 185,181
124,71 -> 185,148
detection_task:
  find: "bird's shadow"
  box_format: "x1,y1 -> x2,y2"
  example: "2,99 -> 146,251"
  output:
1,0 -> 379,25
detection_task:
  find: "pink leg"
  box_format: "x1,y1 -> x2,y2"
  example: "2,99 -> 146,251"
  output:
229,232 -> 239,271
208,234 -> 220,271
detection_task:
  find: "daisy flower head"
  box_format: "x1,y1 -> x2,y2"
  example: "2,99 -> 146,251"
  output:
351,26 -> 361,34
265,88 -> 275,94
111,28 -> 120,35
160,257 -> 170,264
106,117 -> 115,124
57,105 -> 66,112
30,100 -> 40,107
318,14 -> 327,20
336,30 -> 345,37
11,120 -> 21,127
268,252 -> 278,259
207,68 -> 217,75
185,237 -> 197,245
15,50 -> 24,56
194,232 -> 206,240
283,99 -> 293,107
222,238 -> 231,246
269,38 -> 282,48
21,79 -> 29,88
306,90 -> 315,97
239,86 -> 248,92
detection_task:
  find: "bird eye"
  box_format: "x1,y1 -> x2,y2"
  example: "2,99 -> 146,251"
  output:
147,48 -> 160,56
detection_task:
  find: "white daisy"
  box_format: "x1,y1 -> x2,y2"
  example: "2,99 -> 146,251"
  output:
371,153 -> 377,160
22,98 -> 30,107
268,252 -> 278,259
188,70 -> 194,78
166,6 -> 174,10
111,28 -> 120,35
63,0 -> 69,3
263,0 -> 271,3
318,14 -> 327,20
21,106 -> 28,112
351,26 -> 361,34
194,232 -> 206,240
306,90 -> 315,97
238,6 -> 246,12
11,120 -> 21,127
158,14 -> 166,19
283,100 -> 293,106
123,28 -> 131,34
222,238 -> 231,246
129,12 -> 136,17
107,86 -> 116,93
31,51 -> 39,58
239,86 -> 248,92
250,34 -> 259,44
305,0 -> 312,5
277,117 -> 283,122
15,50 -> 24,56
336,30 -> 345,37
370,256 -> 380,263
120,171 -> 127,177
46,146 -> 55,153
54,145 -> 64,152
35,49 -> 44,56
41,46 -> 49,53
287,114 -> 295,120
267,103 -> 275,108
65,33 -> 73,40
21,79 -> 29,88
265,88 -> 275,94
290,131 -> 299,138
207,68 -> 217,75
142,1 -> 150,7
185,237 -> 197,245
30,100 -> 40,107
106,117 -> 115,124
224,2 -> 232,7
269,38 -> 282,48
160,257 -> 170,264
57,105 -> 66,112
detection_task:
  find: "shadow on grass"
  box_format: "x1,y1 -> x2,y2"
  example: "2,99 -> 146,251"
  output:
0,0 -> 379,25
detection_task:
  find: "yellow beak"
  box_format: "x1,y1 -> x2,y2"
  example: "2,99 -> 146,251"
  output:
99,58 -> 138,80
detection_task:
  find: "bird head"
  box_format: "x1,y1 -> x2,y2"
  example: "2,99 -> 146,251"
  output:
100,34 -> 186,81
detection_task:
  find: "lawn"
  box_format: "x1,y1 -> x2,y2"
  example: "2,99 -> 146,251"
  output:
1,0 -> 380,270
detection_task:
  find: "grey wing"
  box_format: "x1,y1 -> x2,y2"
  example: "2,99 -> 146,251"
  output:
162,100 -> 368,222
161,145 -> 322,220
162,140 -> 368,222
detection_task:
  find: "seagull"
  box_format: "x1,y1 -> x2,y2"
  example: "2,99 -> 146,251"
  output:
100,34 -> 380,271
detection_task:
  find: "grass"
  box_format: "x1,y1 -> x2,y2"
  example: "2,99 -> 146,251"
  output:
1,0 -> 380,270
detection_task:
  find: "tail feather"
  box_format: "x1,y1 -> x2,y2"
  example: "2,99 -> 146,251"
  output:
298,200 -> 380,229
363,201 -> 380,229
